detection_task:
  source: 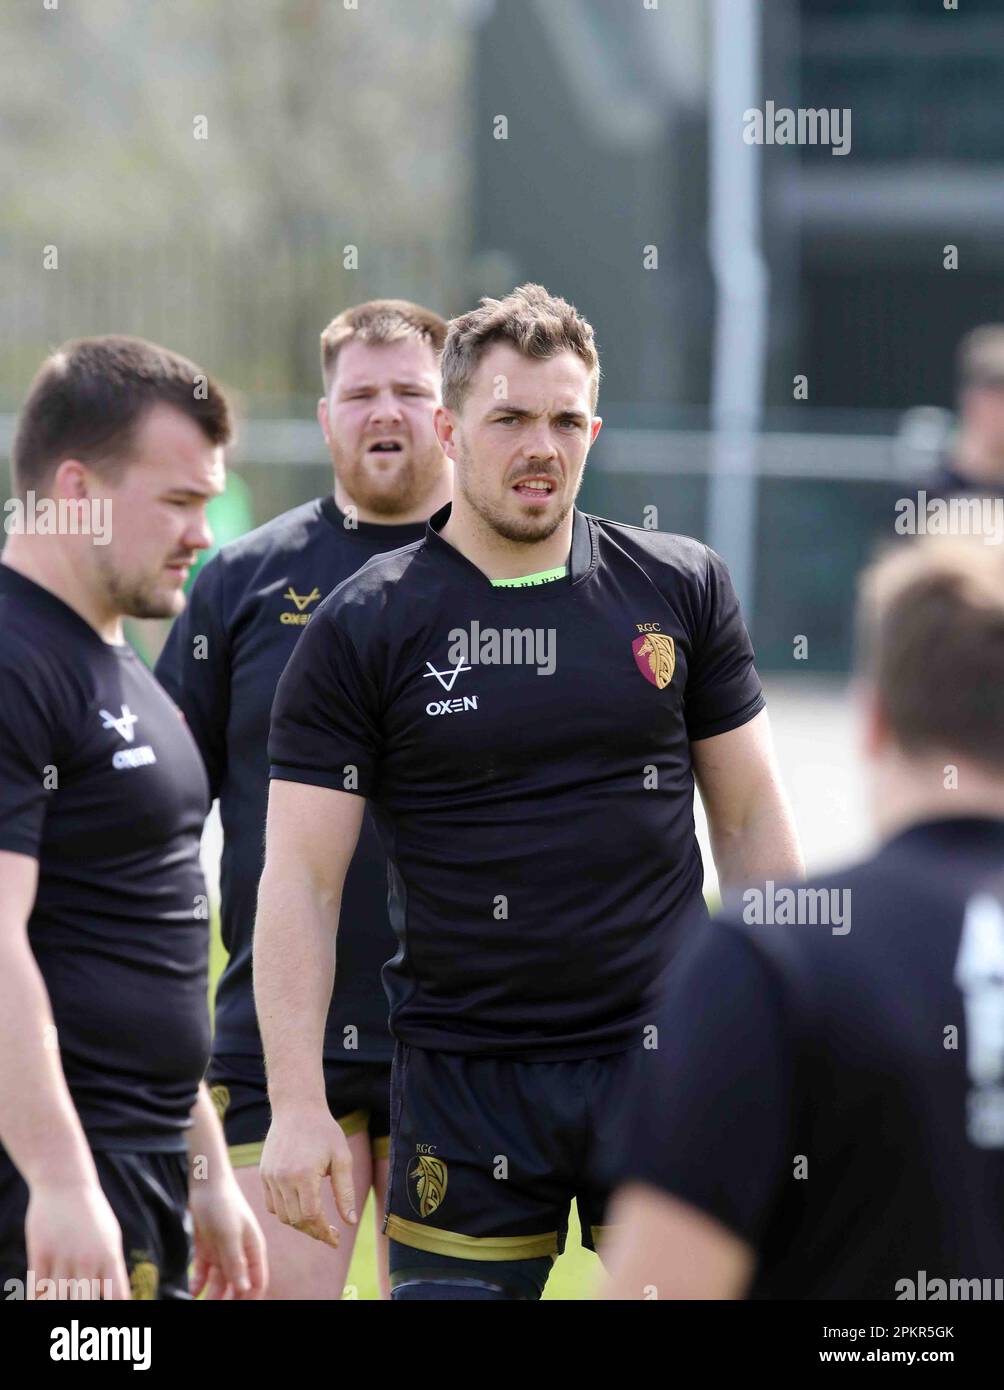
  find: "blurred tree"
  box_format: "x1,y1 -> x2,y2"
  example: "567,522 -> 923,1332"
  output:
0,0 -> 470,405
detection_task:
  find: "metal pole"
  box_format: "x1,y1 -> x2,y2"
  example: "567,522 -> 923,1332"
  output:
707,0 -> 768,612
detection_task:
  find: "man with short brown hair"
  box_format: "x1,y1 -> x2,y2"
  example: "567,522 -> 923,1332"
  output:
0,336 -> 266,1299
156,297 -> 452,1299
603,535 -> 1004,1301
255,283 -> 802,1299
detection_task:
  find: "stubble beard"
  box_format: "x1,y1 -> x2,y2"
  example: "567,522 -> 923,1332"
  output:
454,438 -> 577,545
335,438 -> 444,519
95,549 -> 183,620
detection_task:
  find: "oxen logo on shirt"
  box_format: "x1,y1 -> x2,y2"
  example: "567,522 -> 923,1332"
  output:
99,704 -> 137,741
99,704 -> 157,770
632,626 -> 676,690
281,586 -> 321,625
408,1148 -> 448,1219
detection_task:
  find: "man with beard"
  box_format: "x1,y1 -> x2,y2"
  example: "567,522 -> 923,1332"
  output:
255,284 -> 803,1300
0,336 -> 266,1299
156,300 -> 451,1299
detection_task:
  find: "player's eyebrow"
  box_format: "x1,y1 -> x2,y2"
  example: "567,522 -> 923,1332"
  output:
486,403 -> 588,426
162,483 -> 223,502
339,379 -> 432,394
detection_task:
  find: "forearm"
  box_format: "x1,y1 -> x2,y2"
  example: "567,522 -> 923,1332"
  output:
709,778 -> 804,891
253,865 -> 339,1113
187,1083 -> 235,1188
0,935 -> 98,1191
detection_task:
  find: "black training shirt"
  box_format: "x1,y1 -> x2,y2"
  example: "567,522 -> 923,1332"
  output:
269,503 -> 765,1059
615,818 -> 1004,1299
0,565 -> 211,1151
156,496 -> 425,1062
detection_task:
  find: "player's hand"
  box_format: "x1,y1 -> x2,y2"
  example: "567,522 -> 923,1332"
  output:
25,1181 -> 130,1300
189,1177 -> 268,1299
259,1105 -> 357,1247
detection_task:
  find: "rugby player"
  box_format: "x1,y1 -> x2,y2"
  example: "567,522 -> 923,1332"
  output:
256,284 -> 803,1300
0,337 -> 266,1299
156,300 -> 451,1299
602,536 -> 1004,1300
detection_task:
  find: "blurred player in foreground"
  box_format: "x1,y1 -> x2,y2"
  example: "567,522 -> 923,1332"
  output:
0,337 -> 266,1299
602,535 -> 1004,1300
157,300 -> 451,1299
255,283 -> 803,1300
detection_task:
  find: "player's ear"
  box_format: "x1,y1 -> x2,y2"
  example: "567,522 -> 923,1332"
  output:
434,404 -> 457,456
52,457 -> 90,501
590,416 -> 603,445
317,396 -> 330,444
855,678 -> 889,762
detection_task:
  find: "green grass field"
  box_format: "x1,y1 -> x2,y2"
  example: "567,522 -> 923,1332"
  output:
208,918 -> 600,1300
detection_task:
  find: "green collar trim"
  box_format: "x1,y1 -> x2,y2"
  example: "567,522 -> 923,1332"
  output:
490,565 -> 568,589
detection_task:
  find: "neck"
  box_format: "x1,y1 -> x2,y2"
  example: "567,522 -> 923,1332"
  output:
1,539 -> 123,643
870,753 -> 1004,843
333,472 -> 453,527
439,494 -> 574,582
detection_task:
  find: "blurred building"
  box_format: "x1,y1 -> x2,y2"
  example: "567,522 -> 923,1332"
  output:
470,0 -> 1004,417
469,0 -> 709,416
769,0 -> 1004,411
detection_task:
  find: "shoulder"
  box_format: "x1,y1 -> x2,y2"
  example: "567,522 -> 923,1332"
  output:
0,610 -> 85,734
211,498 -> 325,573
588,513 -> 711,577
586,514 -> 735,623
182,498 -> 329,618
312,536 -> 429,628
0,617 -> 50,685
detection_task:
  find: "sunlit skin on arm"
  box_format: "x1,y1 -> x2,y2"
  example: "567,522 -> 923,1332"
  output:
0,850 -> 130,1299
185,1083 -> 268,1299
691,709 -> 805,893
254,780 -> 365,1247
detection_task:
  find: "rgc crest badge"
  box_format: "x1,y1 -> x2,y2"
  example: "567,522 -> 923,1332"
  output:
209,1084 -> 230,1123
408,1149 -> 448,1219
129,1257 -> 159,1301
632,627 -> 676,690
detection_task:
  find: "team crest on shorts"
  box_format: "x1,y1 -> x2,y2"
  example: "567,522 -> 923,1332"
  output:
129,1255 -> 159,1301
209,1084 -> 230,1122
408,1149 -> 448,1219
632,628 -> 676,690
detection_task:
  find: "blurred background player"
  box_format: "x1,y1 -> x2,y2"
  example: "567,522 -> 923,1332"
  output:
156,300 -> 452,1299
927,326 -> 1004,499
602,535 -> 1004,1300
0,337 -> 266,1300
255,284 -> 803,1300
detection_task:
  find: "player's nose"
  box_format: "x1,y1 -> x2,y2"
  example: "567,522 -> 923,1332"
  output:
522,428 -> 559,462
368,391 -> 404,424
186,509 -> 214,552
